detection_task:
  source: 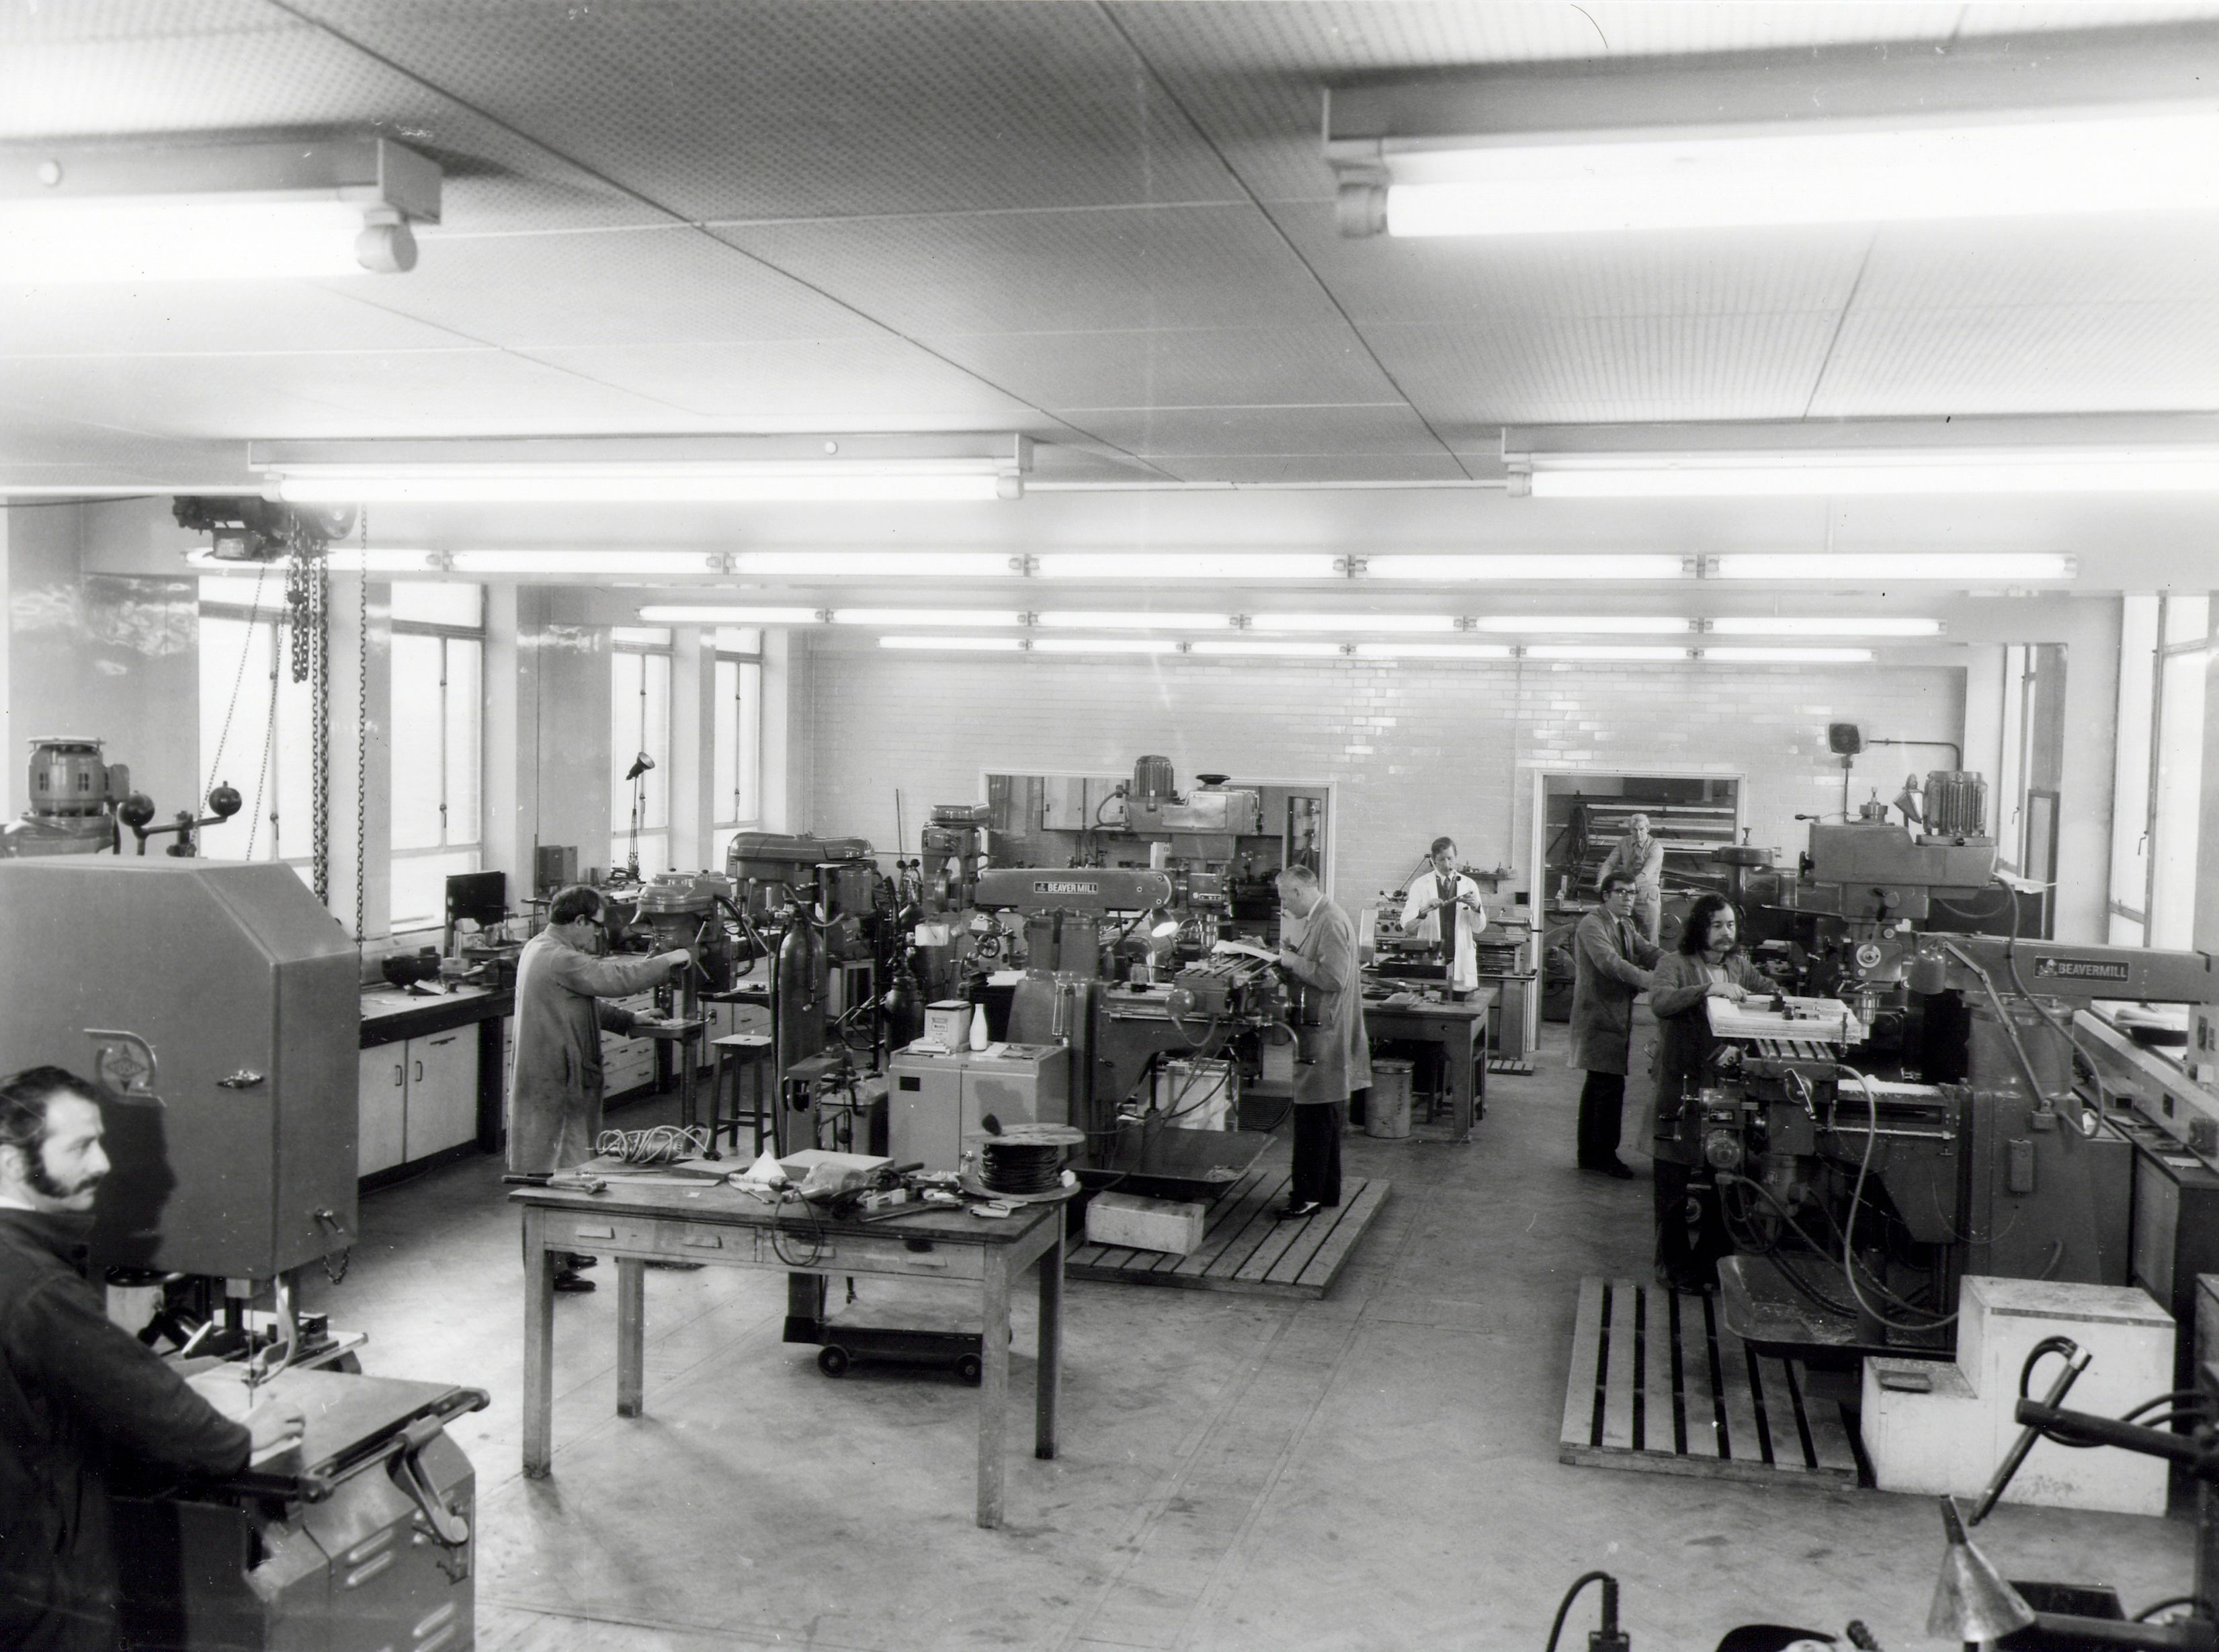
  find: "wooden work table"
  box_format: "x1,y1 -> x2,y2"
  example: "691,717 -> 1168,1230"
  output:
510,1179 -> 1066,1528
1360,984 -> 1495,1144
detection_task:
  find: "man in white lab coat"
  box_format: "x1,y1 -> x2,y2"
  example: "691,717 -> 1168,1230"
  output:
1400,836 -> 1488,997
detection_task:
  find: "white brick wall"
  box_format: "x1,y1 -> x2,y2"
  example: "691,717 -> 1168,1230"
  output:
803,647 -> 1965,907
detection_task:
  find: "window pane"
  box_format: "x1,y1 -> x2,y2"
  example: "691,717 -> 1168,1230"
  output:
2150,645 -> 2211,951
198,616 -> 274,862
390,849 -> 483,932
712,825 -> 739,873
611,651 -> 643,833
737,661 -> 761,823
641,653 -> 671,832
390,632 -> 445,852
714,626 -> 762,655
444,638 -> 482,847
2108,912 -> 2148,948
391,582 -> 483,628
610,831 -> 671,880
713,659 -> 738,825
1996,647 -> 2026,872
274,657 -> 314,866
2163,593 -> 2212,647
2110,595 -> 2159,917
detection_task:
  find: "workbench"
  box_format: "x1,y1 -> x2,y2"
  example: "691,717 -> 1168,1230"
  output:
511,1180 -> 1066,1528
1361,986 -> 1494,1144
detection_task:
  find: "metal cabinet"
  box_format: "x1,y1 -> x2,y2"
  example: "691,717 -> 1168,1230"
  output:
888,1044 -> 1070,1171
358,1029 -> 479,1177
358,1046 -> 408,1178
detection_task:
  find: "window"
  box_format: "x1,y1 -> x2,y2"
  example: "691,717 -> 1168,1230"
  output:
2108,591 -> 2212,953
710,626 -> 763,873
389,583 -> 486,931
1995,645 -> 2029,874
612,628 -> 673,878
196,574 -> 314,874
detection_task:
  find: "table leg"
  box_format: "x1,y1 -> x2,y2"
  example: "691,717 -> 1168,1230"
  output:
1475,1014 -> 1489,1117
616,1257 -> 647,1417
1452,1026 -> 1474,1144
977,1249 -> 1012,1528
678,1046 -> 698,1134
1035,1224 -> 1062,1461
522,1206 -> 556,1477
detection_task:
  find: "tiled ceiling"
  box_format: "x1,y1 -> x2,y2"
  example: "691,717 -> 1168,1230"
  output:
3,0 -> 2217,491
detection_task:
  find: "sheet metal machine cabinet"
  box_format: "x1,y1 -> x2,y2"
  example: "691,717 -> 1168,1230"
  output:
1706,937 -> 2216,1361
970,866 -> 1288,1195
0,857 -> 358,1278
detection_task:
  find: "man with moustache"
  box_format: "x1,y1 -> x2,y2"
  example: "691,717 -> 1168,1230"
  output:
0,1066 -> 306,1652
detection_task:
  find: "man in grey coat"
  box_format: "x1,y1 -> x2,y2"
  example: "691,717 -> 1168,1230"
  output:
508,884 -> 689,1290
1571,872 -> 1663,1179
1274,864 -> 1370,1221
1597,813 -> 1665,944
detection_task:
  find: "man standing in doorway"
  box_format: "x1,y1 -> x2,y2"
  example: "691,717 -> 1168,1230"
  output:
1570,873 -> 1663,1179
1597,813 -> 1665,945
1274,865 -> 1369,1221
509,884 -> 691,1291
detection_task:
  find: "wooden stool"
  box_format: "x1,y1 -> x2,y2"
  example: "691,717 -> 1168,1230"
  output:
707,1032 -> 777,1158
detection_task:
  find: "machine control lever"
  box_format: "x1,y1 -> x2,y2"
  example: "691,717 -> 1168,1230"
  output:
392,1416 -> 471,1546
216,1069 -> 265,1089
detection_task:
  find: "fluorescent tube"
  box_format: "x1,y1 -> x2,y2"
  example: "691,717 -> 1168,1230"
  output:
830,609 -> 1023,628
1188,641 -> 1348,659
1706,616 -> 1942,637
1249,613 -> 1456,634
1036,553 -> 1345,581
267,464 -> 1008,505
1035,612 -> 1230,630
1354,643 -> 1515,661
1468,615 -> 1693,634
1525,452 -> 2219,497
448,550 -> 722,575
1708,554 -> 2075,582
732,551 -> 1021,578
878,635 -> 1027,653
1365,554 -> 1690,581
1525,645 -> 1691,661
1382,110 -> 2219,237
638,606 -> 823,625
1702,647 -> 1876,663
185,545 -> 442,575
1032,637 -> 1182,655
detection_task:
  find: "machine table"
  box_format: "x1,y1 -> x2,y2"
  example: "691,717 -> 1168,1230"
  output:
511,1182 -> 1065,1528
1361,987 -> 1495,1143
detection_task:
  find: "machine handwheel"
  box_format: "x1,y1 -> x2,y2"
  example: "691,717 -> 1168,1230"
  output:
955,1353 -> 982,1386
817,1345 -> 849,1378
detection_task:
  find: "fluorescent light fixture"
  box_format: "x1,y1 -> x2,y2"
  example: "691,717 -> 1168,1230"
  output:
447,550 -> 723,576
1354,643 -> 1515,661
1036,553 -> 1345,581
1702,646 -> 1876,663
1189,640 -> 1348,659
1359,112 -> 2219,239
1706,616 -> 1943,638
1250,612 -> 1456,634
1035,611 -> 1230,630
1525,645 -> 1692,661
830,608 -> 1023,628
0,137 -> 439,282
184,545 -> 442,575
878,635 -> 1026,653
1365,554 -> 1691,582
638,605 -> 824,626
1521,450 -> 2219,497
267,464 -> 1011,505
1032,637 -> 1181,655
1708,554 -> 2075,582
732,551 -> 1022,578
1469,614 -> 1692,634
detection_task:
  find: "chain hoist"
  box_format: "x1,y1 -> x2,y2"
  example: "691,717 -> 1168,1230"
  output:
355,510 -> 370,942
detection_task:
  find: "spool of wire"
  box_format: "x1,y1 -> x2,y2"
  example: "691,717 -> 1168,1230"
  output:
971,1124 -> 1085,1197
597,1124 -> 710,1165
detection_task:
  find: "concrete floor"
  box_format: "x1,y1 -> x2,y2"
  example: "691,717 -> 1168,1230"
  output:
308,1028 -> 2197,1650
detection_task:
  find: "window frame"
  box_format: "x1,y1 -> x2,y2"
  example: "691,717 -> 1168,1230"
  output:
611,630 -> 676,879
710,634 -> 764,874
388,597 -> 487,932
196,590 -> 315,874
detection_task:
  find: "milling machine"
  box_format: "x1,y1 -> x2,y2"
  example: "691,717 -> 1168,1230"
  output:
0,858 -> 487,1650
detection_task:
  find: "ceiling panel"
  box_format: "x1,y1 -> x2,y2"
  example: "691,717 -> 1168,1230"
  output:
719,204 -> 1343,338
0,280 -> 475,360
0,349 -> 694,440
1810,301 -> 2219,416
519,341 -> 1046,427
1370,313 -> 1842,427
290,0 -> 1240,218
366,226 -> 887,348
919,325 -> 1398,413
1063,404 -> 1450,460
1851,214 -> 2219,312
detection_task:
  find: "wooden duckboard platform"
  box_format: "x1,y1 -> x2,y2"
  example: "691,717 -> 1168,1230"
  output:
1559,1276 -> 1864,1489
1067,1166 -> 1388,1300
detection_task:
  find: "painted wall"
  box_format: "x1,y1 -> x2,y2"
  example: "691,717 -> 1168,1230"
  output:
802,643 -> 1965,915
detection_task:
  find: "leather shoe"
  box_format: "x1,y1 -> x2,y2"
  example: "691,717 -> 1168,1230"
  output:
566,1252 -> 599,1270
1275,1201 -> 1323,1222
1579,1160 -> 1637,1180
553,1270 -> 596,1294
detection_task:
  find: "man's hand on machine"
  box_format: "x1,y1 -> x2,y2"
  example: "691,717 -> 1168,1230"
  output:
656,949 -> 694,975
246,1396 -> 308,1456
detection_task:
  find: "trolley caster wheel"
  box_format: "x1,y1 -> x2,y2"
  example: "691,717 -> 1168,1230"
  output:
955,1354 -> 982,1387
817,1345 -> 850,1378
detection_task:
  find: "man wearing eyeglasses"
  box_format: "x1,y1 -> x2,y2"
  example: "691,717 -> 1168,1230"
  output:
1570,873 -> 1663,1180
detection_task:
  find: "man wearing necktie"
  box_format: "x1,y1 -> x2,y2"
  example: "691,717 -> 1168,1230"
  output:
1398,836 -> 1487,997
1570,872 -> 1664,1178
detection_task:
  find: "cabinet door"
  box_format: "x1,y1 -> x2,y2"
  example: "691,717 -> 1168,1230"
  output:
358,1044 -> 407,1177
405,1029 -> 480,1160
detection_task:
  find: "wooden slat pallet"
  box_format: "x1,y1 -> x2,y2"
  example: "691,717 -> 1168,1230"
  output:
1066,1165 -> 1389,1300
1487,1057 -> 1535,1075
1558,1276 -> 1864,1489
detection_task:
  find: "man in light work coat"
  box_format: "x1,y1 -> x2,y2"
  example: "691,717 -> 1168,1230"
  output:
1597,813 -> 1665,944
1399,835 -> 1488,996
1275,864 -> 1369,1221
509,884 -> 689,1290
1571,872 -> 1663,1180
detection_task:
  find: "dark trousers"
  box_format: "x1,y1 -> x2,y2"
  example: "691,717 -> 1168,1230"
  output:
1575,1071 -> 1628,1167
1292,1098 -> 1347,1208
1652,1158 -> 1734,1288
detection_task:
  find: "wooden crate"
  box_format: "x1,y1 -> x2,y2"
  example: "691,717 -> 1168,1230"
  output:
1559,1276 -> 1864,1489
1067,1165 -> 1388,1300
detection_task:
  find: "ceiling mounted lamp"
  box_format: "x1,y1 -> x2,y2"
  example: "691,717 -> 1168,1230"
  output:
1469,614 -> 1693,634
1189,640 -> 1349,659
1707,554 -> 2075,582
1032,637 -> 1183,655
1364,554 -> 1693,581
253,435 -> 1031,505
1,136 -> 439,281
734,550 -> 1023,577
1706,616 -> 1944,637
1702,646 -> 1876,663
1249,612 -> 1456,634
1034,552 -> 1349,581
1355,643 -> 1515,660
1508,448 -> 2219,498
1525,645 -> 1693,662
638,605 -> 825,625
1325,32 -> 2219,237
829,608 -> 1024,628
185,544 -> 443,575
878,635 -> 1027,653
448,550 -> 724,576
1034,611 -> 1231,629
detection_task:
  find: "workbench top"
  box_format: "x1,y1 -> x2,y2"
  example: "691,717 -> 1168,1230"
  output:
358,982 -> 512,1046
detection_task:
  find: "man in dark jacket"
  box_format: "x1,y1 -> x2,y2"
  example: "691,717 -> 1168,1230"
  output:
1570,872 -> 1665,1178
0,1066 -> 306,1652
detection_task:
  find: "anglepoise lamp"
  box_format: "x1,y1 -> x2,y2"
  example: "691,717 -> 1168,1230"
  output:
623,753 -> 655,881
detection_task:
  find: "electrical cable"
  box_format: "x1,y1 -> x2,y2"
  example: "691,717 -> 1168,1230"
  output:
976,1139 -> 1067,1196
596,1124 -> 711,1164
2134,1596 -> 2200,1624
1840,1064 -> 1960,1330
202,558 -> 269,800
1543,1571 -> 1615,1652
